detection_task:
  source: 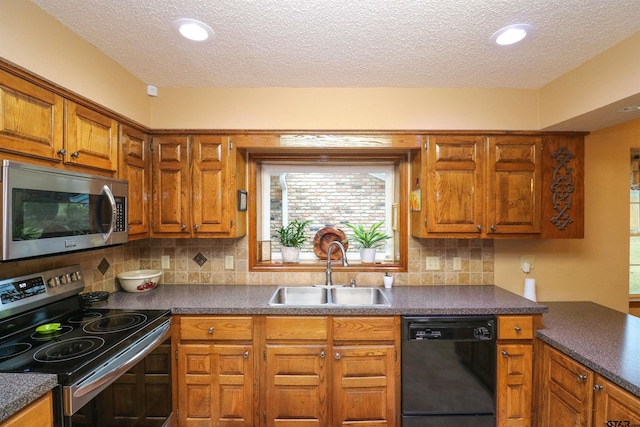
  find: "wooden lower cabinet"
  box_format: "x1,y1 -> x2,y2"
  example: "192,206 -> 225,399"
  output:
497,343 -> 533,427
536,341 -> 640,427
176,316 -> 255,427
0,391 -> 52,427
262,316 -> 399,427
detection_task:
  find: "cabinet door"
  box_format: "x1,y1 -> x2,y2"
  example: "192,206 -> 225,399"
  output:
265,344 -> 328,427
119,125 -> 150,240
497,344 -> 533,427
538,344 -> 593,427
0,391 -> 52,427
426,135 -> 484,234
151,136 -> 190,236
0,70 -> 64,162
332,345 -> 396,427
593,374 -> 640,427
178,343 -> 253,427
191,135 -> 231,234
486,136 -> 542,235
65,101 -> 118,172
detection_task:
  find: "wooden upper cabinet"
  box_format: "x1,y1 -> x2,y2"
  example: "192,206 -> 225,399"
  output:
65,101 -> 118,173
0,69 -> 64,162
151,135 -> 190,236
119,125 -> 150,240
486,135 -> 542,235
151,135 -> 246,238
425,135 -> 484,234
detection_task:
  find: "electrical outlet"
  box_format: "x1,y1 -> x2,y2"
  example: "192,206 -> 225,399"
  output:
161,255 -> 170,269
426,256 -> 440,270
520,255 -> 535,271
225,255 -> 234,270
453,257 -> 462,271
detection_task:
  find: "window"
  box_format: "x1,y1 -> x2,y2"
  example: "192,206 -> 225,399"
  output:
248,152 -> 407,271
631,150 -> 640,295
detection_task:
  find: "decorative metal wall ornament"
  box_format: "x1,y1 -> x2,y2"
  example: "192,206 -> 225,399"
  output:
550,146 -> 575,230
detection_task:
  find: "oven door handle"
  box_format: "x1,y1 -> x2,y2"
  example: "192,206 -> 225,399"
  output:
65,319 -> 171,416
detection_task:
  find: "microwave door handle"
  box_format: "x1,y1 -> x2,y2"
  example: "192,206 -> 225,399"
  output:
101,184 -> 117,242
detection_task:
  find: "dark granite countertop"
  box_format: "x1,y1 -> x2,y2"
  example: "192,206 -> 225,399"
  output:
0,373 -> 57,423
104,284 -> 548,315
537,301 -> 640,397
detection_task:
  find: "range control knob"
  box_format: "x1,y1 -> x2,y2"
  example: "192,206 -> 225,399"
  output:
47,276 -> 61,287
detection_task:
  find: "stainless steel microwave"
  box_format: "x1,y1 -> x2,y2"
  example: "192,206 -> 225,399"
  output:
0,160 -> 128,261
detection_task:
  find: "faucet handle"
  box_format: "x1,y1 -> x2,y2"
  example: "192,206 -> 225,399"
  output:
350,278 -> 356,287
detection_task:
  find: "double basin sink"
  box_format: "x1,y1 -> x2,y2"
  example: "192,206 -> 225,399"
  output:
268,286 -> 390,307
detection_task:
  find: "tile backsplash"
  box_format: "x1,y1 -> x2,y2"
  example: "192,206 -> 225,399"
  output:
0,238 -> 494,292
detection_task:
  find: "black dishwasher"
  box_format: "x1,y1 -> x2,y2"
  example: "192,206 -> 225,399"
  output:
401,316 -> 497,427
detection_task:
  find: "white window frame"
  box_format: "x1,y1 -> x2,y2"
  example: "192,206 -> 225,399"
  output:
260,163 -> 395,261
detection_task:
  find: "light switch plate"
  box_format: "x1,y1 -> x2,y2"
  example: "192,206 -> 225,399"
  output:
225,255 -> 234,270
161,255 -> 170,269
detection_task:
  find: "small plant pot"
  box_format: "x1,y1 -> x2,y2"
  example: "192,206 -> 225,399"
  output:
360,248 -> 376,264
383,275 -> 393,288
281,246 -> 300,263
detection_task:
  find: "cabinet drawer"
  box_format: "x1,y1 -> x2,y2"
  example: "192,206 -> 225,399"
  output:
265,316 -> 328,340
333,317 -> 396,341
498,315 -> 533,340
180,316 -> 253,341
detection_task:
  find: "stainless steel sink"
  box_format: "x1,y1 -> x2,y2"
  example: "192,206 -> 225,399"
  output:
268,286 -> 328,306
330,287 -> 391,306
268,286 -> 390,306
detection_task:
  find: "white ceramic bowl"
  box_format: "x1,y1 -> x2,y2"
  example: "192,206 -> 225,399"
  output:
117,269 -> 162,293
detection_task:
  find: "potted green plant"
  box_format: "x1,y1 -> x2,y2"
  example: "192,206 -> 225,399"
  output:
276,219 -> 311,263
383,271 -> 393,288
342,220 -> 391,263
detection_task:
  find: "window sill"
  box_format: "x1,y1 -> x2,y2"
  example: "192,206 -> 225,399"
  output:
251,259 -> 406,273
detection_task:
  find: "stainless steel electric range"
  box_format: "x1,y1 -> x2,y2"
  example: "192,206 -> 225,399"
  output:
0,265 -> 173,427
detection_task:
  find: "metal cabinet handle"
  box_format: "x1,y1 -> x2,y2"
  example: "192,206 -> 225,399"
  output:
193,224 -> 199,231
477,225 -> 483,232
208,327 -> 214,334
335,353 -> 341,360
70,151 -> 80,158
320,351 -> 325,358
501,350 -> 509,358
490,225 -> 496,232
578,374 -> 587,381
180,224 -> 187,231
244,351 -> 249,359
56,149 -> 67,156
594,384 -> 604,391
514,326 -> 522,333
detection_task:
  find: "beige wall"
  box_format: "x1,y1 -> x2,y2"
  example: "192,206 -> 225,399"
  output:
0,0 -> 151,126
495,117 -> 640,313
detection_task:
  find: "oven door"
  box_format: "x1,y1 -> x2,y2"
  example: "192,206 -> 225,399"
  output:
58,320 -> 173,427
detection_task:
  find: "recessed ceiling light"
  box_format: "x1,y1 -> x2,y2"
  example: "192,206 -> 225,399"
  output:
491,24 -> 534,46
173,18 -> 214,42
619,105 -> 640,113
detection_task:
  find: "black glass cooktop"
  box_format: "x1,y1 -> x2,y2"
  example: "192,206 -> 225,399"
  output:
0,298 -> 170,384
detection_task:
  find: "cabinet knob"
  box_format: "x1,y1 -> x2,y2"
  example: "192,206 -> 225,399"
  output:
335,353 -> 341,360
514,326 -> 522,333
320,350 -> 325,358
593,384 -> 604,391
490,225 -> 496,232
207,327 -> 214,334
56,149 -> 67,156
193,224 -> 199,231
501,350 -> 509,358
578,374 -> 587,382
477,225 -> 483,232
70,151 -> 80,158
180,224 -> 187,231
244,351 -> 249,359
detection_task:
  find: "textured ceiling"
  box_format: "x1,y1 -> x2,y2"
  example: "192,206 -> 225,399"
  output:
31,0 -> 640,89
